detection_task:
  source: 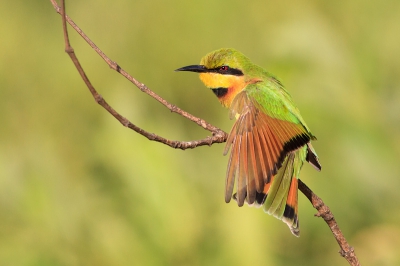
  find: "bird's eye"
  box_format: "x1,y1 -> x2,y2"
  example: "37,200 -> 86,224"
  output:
219,65 -> 229,72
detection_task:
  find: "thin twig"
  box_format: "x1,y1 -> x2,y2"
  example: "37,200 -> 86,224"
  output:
50,0 -> 227,150
298,180 -> 361,266
51,1 -> 360,265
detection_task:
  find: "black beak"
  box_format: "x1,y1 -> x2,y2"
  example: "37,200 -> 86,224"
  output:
175,65 -> 208,73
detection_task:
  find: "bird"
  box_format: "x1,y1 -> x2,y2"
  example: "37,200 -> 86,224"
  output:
176,48 -> 321,236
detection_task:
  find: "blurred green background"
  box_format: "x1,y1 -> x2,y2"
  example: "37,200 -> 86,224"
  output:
1,0 -> 400,265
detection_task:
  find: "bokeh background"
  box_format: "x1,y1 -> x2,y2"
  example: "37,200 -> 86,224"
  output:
1,0 -> 400,265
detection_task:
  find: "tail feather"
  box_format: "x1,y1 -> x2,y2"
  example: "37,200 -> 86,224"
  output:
232,146 -> 313,237
263,153 -> 294,218
282,178 -> 299,236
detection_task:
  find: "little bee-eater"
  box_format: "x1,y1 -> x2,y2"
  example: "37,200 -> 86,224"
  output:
176,48 -> 321,236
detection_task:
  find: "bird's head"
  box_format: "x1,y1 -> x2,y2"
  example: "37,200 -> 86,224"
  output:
176,48 -> 261,107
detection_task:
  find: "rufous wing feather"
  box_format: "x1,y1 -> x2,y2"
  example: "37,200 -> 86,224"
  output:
225,91 -> 312,207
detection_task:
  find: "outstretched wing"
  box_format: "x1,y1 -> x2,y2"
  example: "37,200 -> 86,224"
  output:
224,88 -> 316,207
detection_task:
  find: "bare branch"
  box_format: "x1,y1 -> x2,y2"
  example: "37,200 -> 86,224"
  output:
50,1 -> 361,265
298,180 -> 361,266
50,0 -> 227,150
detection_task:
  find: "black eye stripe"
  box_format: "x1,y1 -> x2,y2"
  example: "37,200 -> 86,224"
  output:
209,67 -> 243,76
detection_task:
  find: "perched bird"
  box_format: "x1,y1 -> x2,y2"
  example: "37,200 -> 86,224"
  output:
176,48 -> 321,236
